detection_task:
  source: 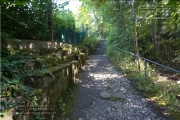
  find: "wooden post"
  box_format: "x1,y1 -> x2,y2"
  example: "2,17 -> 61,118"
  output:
144,60 -> 147,82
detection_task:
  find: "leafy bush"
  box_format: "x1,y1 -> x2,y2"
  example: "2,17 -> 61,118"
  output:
82,35 -> 100,54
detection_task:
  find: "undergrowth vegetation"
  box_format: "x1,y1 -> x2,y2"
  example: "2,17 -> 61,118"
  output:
0,42 -> 88,119
58,86 -> 77,118
81,35 -> 100,54
107,45 -> 180,119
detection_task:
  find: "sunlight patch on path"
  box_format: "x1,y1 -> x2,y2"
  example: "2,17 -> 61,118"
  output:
69,40 -> 166,120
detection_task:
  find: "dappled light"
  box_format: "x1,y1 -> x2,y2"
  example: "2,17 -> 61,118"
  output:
1,0 -> 180,119
70,41 -> 165,119
83,72 -> 124,89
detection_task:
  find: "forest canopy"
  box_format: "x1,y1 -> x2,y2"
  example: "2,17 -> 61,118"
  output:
1,0 -> 180,69
79,0 -> 180,70
1,0 -> 76,41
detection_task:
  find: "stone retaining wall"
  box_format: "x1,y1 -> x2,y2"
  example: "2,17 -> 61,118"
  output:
1,38 -> 69,50
1,39 -> 88,120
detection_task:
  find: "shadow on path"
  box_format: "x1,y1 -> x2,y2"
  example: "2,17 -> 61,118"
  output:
62,40 -> 166,120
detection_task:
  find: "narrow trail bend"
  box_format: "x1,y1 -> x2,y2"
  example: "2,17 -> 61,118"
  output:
68,40 -> 166,120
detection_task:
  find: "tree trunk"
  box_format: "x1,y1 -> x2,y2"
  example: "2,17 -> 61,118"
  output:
131,0 -> 140,71
174,2 -> 178,30
47,0 -> 53,41
156,0 -> 162,58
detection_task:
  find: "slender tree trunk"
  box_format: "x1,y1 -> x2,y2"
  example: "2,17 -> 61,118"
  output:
47,0 -> 53,41
116,0 -> 120,32
151,18 -> 157,56
73,21 -> 76,44
156,0 -> 162,58
174,2 -> 178,30
131,0 -> 140,71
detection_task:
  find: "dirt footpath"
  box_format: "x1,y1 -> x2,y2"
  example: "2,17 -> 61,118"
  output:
68,40 -> 166,120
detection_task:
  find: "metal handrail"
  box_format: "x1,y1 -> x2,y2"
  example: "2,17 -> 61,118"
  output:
113,46 -> 180,73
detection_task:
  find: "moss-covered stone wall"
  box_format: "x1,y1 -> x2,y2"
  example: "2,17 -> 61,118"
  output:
1,39 -> 88,120
1,38 -> 69,50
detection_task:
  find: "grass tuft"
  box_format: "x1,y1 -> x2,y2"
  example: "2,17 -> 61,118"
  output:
107,45 -> 180,119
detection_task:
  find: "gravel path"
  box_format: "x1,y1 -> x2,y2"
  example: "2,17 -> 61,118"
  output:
68,40 -> 166,120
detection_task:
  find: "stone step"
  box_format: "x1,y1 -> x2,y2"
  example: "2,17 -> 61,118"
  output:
1,51 -> 86,79
23,62 -> 76,88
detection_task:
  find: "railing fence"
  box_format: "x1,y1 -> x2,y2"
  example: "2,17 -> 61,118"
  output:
113,45 -> 180,81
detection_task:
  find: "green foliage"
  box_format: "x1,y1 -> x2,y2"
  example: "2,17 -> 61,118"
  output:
0,0 -> 30,5
58,88 -> 76,118
82,35 -> 100,54
0,76 -> 38,117
80,0 -> 180,69
1,0 -> 76,41
0,52 -> 42,117
107,45 -> 180,119
76,1 -> 94,29
0,43 -> 90,118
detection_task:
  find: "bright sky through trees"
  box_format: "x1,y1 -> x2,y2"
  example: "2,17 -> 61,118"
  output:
56,0 -> 81,14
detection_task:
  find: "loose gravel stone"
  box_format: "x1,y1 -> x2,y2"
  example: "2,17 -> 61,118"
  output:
99,90 -> 127,99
